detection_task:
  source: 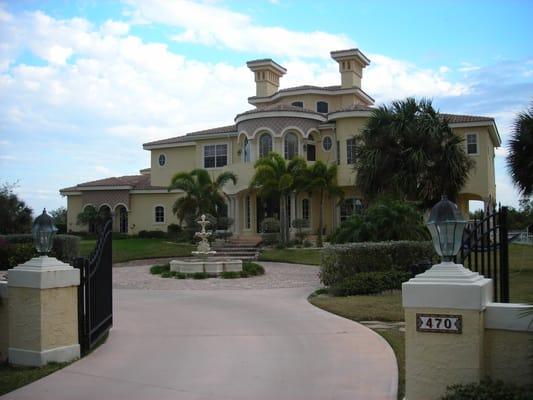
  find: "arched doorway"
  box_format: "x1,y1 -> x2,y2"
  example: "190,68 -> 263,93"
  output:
114,205 -> 128,233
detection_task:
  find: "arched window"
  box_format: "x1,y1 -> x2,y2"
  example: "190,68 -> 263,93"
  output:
155,206 -> 165,223
317,101 -> 328,113
243,138 -> 251,163
284,132 -> 298,160
259,133 -> 272,158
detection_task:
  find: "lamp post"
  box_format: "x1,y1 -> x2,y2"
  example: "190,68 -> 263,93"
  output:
32,209 -> 58,256
426,196 -> 468,263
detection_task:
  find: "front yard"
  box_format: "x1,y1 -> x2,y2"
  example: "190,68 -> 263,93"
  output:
80,238 -> 195,264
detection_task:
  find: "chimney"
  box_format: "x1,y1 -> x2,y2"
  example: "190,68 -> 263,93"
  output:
330,49 -> 370,89
247,59 -> 287,97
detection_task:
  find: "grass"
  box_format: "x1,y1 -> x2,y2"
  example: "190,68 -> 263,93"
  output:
0,362 -> 67,396
509,244 -> 533,303
258,248 -> 321,265
80,238 -> 195,264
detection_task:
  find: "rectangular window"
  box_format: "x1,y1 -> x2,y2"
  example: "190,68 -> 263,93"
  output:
340,198 -> 363,222
204,144 -> 228,168
336,140 -> 340,165
466,134 -> 478,155
302,198 -> 310,221
245,196 -> 251,230
306,144 -> 316,161
347,138 -> 356,164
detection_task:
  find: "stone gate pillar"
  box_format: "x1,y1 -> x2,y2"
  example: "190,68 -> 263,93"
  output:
402,262 -> 493,399
7,256 -> 80,366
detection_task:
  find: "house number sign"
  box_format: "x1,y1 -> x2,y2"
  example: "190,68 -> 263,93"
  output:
416,313 -> 462,334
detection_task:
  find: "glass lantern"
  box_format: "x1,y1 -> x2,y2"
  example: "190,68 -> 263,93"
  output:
32,209 -> 58,255
426,196 -> 467,262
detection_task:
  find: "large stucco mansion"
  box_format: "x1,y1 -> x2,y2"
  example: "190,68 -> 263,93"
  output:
60,49 -> 501,237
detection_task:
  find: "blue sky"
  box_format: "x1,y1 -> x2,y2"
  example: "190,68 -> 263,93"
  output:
1,0 -> 532,214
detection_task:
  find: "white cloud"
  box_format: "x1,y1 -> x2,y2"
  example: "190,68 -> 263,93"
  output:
126,0 -> 354,58
101,19 -> 129,36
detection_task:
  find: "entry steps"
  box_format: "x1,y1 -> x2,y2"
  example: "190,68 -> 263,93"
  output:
211,237 -> 261,261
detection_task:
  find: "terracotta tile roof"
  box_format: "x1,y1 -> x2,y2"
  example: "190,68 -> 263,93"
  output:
60,174 -> 166,192
236,104 -> 322,118
440,113 -> 494,124
277,85 -> 342,93
143,125 -> 237,147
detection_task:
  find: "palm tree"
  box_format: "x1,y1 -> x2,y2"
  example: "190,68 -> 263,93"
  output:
355,97 -> 474,207
507,103 -> 533,197
250,153 -> 307,244
168,169 -> 237,224
304,161 -> 343,247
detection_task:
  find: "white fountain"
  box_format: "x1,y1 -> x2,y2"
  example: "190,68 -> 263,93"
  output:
169,214 -> 243,275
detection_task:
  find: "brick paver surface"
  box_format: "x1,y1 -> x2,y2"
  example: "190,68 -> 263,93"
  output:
113,261 -> 321,290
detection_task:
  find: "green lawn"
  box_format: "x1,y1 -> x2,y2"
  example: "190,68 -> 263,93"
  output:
80,238 -> 195,264
258,248 -> 322,265
0,362 -> 67,396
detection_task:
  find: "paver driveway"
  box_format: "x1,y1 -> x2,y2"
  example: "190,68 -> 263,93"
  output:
2,262 -> 398,400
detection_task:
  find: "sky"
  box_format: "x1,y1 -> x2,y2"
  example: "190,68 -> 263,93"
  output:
0,0 -> 532,215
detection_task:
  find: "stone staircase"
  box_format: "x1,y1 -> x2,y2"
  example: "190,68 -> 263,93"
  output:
211,237 -> 261,261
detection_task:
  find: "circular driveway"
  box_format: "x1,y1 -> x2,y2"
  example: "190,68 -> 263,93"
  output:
3,262 -> 398,400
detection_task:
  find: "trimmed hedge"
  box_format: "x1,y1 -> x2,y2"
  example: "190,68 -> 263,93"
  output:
138,230 -> 167,239
320,241 -> 435,286
0,234 -> 80,270
330,270 -> 411,296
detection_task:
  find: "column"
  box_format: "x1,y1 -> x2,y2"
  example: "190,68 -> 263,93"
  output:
402,262 -> 492,399
8,256 -> 80,366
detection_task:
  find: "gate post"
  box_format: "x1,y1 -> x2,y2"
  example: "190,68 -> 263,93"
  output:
402,262 -> 493,399
7,256 -> 80,366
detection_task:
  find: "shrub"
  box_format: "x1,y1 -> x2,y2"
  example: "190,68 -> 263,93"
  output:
191,272 -> 208,279
292,218 -> 309,243
0,234 -> 80,270
330,198 -> 430,244
441,377 -> 533,400
320,241 -> 435,286
243,262 -> 265,276
303,239 -> 313,248
330,270 -> 411,296
167,223 -> 182,236
138,230 -> 167,239
175,272 -> 186,279
150,264 -> 170,275
160,271 -> 173,278
220,271 -> 240,279
111,232 -> 129,240
216,217 -> 234,231
260,218 -> 280,233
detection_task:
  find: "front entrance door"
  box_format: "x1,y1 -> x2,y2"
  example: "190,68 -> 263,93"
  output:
256,196 -> 280,232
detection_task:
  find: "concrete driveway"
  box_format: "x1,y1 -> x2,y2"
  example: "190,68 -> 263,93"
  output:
3,264 -> 398,400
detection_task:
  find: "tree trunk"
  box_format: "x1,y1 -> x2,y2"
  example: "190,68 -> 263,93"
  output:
317,189 -> 324,247
280,195 -> 287,244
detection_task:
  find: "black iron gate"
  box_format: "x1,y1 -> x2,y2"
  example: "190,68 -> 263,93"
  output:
459,205 -> 509,302
73,218 -> 113,355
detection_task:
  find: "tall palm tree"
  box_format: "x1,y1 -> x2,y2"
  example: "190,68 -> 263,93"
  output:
250,153 -> 307,244
304,161 -> 343,247
168,169 -> 237,223
355,97 -> 474,207
507,103 -> 533,197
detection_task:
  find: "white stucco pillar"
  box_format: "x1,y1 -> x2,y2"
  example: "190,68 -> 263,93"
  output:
7,256 -> 81,366
402,262 -> 493,399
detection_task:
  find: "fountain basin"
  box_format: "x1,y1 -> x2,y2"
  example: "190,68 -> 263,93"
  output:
170,258 -> 243,274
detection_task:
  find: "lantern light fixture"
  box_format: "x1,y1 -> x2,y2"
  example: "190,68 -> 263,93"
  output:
32,208 -> 58,255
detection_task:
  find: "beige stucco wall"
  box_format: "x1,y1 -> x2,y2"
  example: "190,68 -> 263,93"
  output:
67,194 -> 84,233
8,286 -> 77,352
0,282 -> 8,362
128,193 -> 182,234
405,307 -> 485,400
484,329 -> 533,386
151,145 -> 197,187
